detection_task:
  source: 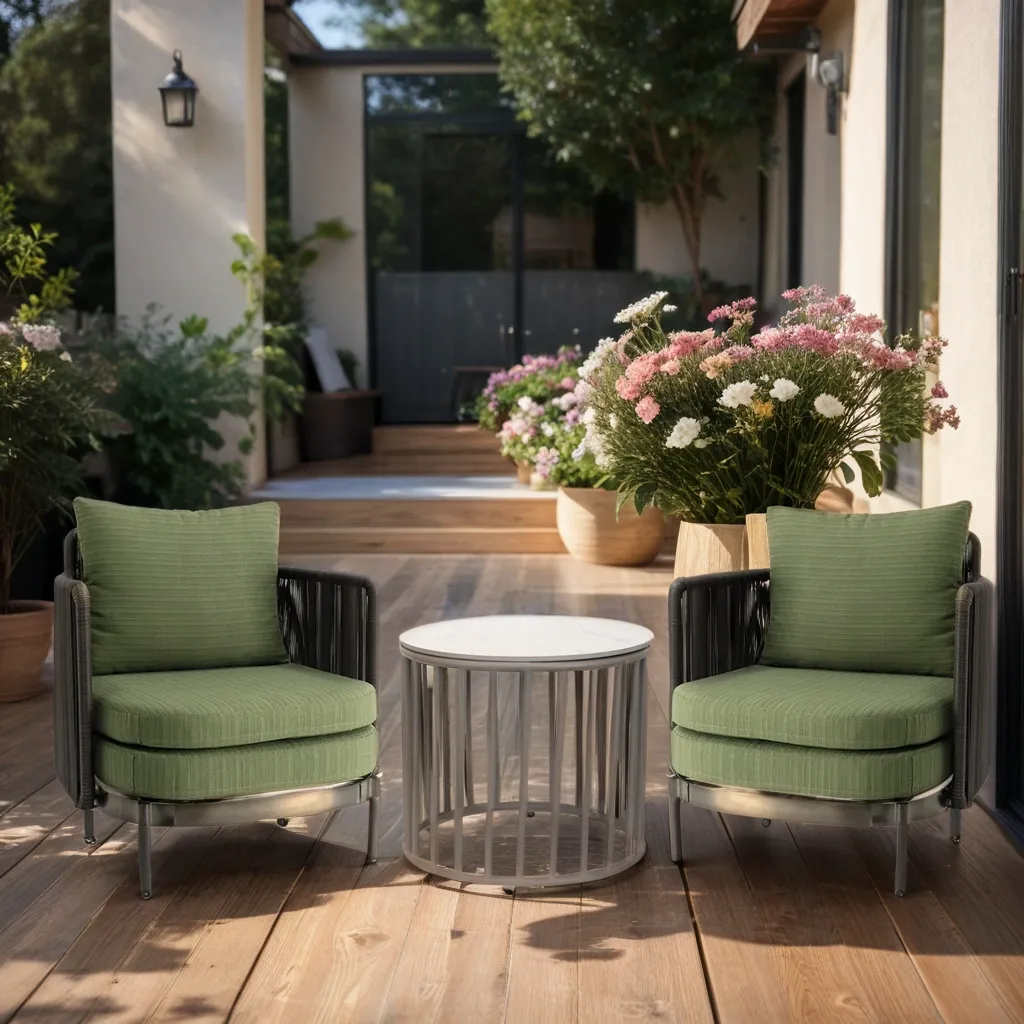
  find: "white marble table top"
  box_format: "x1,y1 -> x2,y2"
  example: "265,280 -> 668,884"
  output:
399,615 -> 653,663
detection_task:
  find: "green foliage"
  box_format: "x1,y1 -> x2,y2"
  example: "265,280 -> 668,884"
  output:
231,217 -> 354,422
486,0 -> 773,306
0,184 -> 110,610
324,0 -> 490,48
0,0 -> 113,311
85,310 -> 259,512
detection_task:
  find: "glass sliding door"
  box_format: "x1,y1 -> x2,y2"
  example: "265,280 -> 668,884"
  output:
885,0 -> 944,503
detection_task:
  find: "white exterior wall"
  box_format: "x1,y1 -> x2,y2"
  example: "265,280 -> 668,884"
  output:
288,66 -> 368,380
929,0 -> 1001,564
111,0 -> 266,482
635,131 -> 762,289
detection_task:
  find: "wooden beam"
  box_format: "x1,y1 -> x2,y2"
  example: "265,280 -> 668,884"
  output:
736,0 -> 773,50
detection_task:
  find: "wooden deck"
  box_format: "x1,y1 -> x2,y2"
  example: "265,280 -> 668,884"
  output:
2,553 -> 1024,1023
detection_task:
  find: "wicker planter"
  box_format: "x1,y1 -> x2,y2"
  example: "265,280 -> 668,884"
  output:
673,522 -> 748,578
0,601 -> 52,702
516,461 -> 532,485
556,488 -> 665,566
745,485 -> 858,570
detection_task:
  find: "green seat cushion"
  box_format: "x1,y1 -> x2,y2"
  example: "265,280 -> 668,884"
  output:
671,665 -> 953,751
92,663 -> 377,749
95,726 -> 378,801
671,727 -> 951,801
761,502 -> 971,676
74,498 -> 286,676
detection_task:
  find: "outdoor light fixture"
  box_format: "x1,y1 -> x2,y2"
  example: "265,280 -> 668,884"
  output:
159,50 -> 198,128
812,51 -> 846,136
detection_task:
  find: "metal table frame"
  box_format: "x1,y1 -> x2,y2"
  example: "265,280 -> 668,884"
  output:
400,646 -> 649,889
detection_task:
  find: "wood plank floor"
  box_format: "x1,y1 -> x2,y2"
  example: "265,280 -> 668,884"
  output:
2,553 -> 1024,1023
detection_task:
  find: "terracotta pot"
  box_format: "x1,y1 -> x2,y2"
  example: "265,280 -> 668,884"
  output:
516,460 -> 532,485
556,488 -> 665,566
0,601 -> 53,702
673,522 -> 747,578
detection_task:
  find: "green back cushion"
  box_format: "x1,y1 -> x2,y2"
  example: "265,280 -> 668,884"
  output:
74,498 -> 287,675
760,502 -> 971,676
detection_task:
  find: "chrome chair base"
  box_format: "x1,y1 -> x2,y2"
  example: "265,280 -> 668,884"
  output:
91,772 -> 381,899
668,773 -> 957,897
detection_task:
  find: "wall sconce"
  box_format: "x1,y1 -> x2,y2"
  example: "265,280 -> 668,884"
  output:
159,50 -> 199,128
812,51 -> 845,136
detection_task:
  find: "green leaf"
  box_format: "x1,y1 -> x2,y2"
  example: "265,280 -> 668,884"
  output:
839,461 -> 855,484
850,449 -> 884,497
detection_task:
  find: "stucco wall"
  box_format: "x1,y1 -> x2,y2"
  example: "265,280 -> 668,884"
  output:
635,131 -> 762,290
288,66 -> 369,382
930,0 -> 1001,564
111,0 -> 267,483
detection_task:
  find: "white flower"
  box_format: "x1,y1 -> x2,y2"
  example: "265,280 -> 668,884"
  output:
662,304 -> 678,313
579,337 -> 617,380
541,421 -> 555,437
614,291 -> 668,324
572,442 -> 587,460
609,413 -> 618,429
517,395 -> 535,412
814,393 -> 846,419
21,324 -> 62,351
693,439 -> 709,448
718,380 -> 758,409
665,416 -> 702,449
552,392 -> 577,411
769,378 -> 800,402
582,407 -> 597,426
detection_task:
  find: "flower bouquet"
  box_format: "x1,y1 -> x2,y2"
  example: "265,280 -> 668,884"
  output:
574,286 -> 958,572
475,346 -> 582,434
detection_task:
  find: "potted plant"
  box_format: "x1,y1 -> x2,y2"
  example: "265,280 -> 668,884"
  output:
0,185 -> 111,700
572,286 -> 959,577
509,389 -> 664,566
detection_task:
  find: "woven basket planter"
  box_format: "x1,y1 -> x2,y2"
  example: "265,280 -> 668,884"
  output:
0,601 -> 52,702
556,488 -> 665,566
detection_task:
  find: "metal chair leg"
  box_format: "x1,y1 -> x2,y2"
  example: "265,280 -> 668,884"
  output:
84,807 -> 97,846
138,802 -> 153,900
894,803 -> 909,897
366,793 -> 379,864
669,795 -> 682,863
950,807 -> 962,844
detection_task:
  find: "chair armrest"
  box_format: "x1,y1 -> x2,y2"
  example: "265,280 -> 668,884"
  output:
53,573 -> 94,811
952,577 -> 995,808
668,570 -> 771,694
277,566 -> 378,688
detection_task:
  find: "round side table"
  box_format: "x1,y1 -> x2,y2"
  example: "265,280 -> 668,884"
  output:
399,615 -> 652,889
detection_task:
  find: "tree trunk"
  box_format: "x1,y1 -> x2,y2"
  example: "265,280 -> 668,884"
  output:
668,184 -> 704,312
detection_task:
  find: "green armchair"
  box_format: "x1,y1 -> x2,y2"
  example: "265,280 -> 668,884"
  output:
667,503 -> 995,896
52,499 -> 380,899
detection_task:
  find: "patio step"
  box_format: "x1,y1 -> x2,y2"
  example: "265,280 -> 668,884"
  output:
278,525 -> 566,556
275,493 -> 563,555
372,424 -> 501,456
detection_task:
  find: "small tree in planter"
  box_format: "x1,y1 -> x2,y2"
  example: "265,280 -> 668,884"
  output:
0,185 -> 111,700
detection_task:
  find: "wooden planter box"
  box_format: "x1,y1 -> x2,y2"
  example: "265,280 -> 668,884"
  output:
301,390 -> 381,461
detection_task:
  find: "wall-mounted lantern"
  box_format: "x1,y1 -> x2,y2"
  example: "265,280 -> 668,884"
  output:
159,50 -> 199,128
813,51 -> 846,136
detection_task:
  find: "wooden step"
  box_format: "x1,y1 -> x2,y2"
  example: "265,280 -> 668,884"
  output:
278,526 -> 566,556
285,453 -> 513,477
277,497 -> 555,530
372,425 -> 499,455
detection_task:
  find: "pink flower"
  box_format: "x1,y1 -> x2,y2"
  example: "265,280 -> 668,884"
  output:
865,345 -> 915,371
635,396 -> 660,423
844,313 -> 885,336
707,297 -> 757,323
720,345 -> 756,364
781,284 -> 827,304
0,322 -> 12,335
624,352 -> 662,387
564,408 -> 581,427
616,375 -> 643,401
21,324 -> 62,351
931,381 -> 949,399
664,329 -> 716,359
926,403 -> 960,432
560,376 -> 575,390
660,358 -> 680,376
